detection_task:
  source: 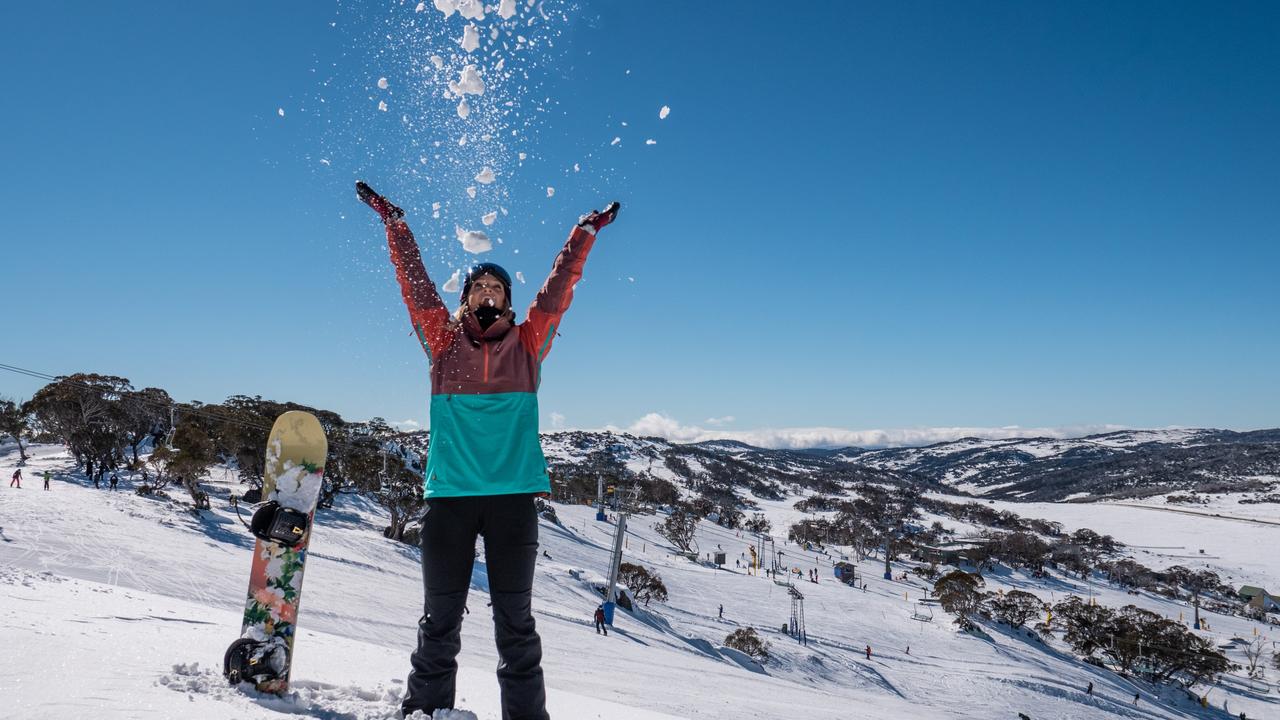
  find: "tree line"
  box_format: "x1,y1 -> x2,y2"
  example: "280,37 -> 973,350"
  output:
2,374 -> 425,540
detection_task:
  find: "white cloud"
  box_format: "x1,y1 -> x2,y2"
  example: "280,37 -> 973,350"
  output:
603,413 -> 1131,449
394,419 -> 421,430
704,416 -> 735,426
549,412 -> 566,429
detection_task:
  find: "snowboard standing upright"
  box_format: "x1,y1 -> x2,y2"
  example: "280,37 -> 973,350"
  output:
224,410 -> 328,693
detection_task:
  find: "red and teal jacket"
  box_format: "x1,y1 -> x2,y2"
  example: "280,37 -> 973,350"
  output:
385,219 -> 596,497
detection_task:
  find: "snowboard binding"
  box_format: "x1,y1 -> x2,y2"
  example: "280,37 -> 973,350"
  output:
224,637 -> 289,686
250,501 -> 311,547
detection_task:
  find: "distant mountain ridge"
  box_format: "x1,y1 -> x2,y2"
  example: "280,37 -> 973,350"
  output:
393,427 -> 1280,503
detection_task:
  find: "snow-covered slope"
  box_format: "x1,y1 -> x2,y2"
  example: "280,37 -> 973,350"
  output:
2,442 -> 1277,719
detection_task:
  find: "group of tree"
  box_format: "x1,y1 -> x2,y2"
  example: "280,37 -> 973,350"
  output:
1050,595 -> 1233,687
4,374 -> 426,538
931,570 -> 1232,689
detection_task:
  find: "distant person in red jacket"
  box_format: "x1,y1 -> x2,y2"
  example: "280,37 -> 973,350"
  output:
594,605 -> 607,636
9,469 -> 21,488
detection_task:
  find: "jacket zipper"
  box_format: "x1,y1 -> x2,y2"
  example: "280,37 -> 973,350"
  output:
483,343 -> 490,383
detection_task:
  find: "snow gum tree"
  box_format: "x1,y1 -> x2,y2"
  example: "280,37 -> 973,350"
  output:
27,373 -> 132,482
934,570 -> 985,629
986,589 -> 1046,629
0,398 -> 32,461
724,627 -> 769,661
618,562 -> 668,606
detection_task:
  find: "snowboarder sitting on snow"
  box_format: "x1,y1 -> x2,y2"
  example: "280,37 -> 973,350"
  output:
359,181 -> 618,720
594,605 -> 607,635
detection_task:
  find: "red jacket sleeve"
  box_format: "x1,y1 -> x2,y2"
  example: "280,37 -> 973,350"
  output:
520,224 -> 597,363
385,219 -> 453,361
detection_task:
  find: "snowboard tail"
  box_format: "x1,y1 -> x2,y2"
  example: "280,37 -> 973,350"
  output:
225,410 -> 327,694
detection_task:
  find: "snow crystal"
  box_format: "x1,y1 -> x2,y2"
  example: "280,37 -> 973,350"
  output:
610,137 -> 621,146
474,167 -> 496,184
441,268 -> 462,293
498,0 -> 517,19
378,100 -> 388,112
377,77 -> 389,90
277,108 -> 285,117
659,105 -> 671,119
449,65 -> 486,96
546,186 -> 555,197
455,226 -> 492,253
482,211 -> 497,226
456,98 -> 470,118
460,23 -> 480,53
515,271 -> 525,283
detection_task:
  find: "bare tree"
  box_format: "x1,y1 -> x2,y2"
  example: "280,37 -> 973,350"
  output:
1243,635 -> 1267,681
655,506 -> 700,554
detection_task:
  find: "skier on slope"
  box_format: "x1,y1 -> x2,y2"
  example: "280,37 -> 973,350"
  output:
594,605 -> 608,635
359,181 -> 619,720
9,469 -> 20,488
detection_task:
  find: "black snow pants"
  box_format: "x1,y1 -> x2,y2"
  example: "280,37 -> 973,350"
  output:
403,493 -> 549,720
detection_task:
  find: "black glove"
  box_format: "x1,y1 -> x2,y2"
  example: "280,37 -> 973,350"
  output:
356,181 -> 404,223
579,201 -> 620,233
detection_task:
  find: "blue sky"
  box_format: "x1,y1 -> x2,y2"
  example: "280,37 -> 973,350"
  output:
2,1 -> 1277,447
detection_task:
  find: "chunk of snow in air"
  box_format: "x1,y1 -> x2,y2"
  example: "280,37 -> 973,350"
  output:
610,137 -> 621,146
518,152 -> 527,161
659,105 -> 671,119
277,108 -> 285,117
415,2 -> 426,12
378,100 -> 388,112
460,24 -> 480,52
475,167 -> 496,184
546,186 -> 555,197
645,139 -> 657,145
430,55 -> 445,70
516,271 -> 526,283
573,163 -> 580,172
456,226 -> 492,253
466,186 -> 477,199
377,77 -> 389,90
434,0 -> 484,20
498,0 -> 517,19
441,269 -> 462,293
456,98 -> 470,118
450,65 -> 486,96
482,211 -> 497,226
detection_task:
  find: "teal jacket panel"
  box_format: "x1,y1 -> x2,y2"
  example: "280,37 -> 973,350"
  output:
425,392 -> 551,498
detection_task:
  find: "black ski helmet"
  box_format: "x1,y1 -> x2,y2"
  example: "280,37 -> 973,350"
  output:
461,262 -> 513,304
